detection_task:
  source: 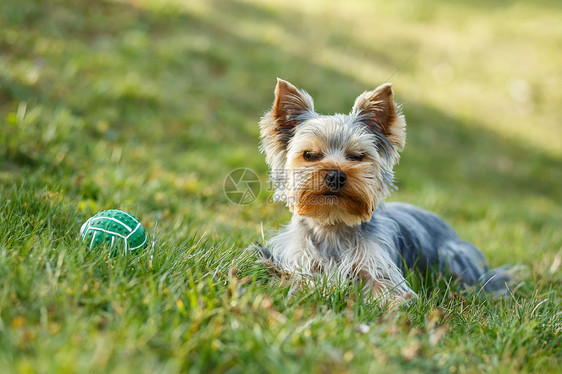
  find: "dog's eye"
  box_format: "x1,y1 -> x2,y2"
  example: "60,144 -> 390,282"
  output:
303,151 -> 322,161
347,153 -> 365,162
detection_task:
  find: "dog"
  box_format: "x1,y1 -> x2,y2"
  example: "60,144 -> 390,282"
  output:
255,78 -> 510,304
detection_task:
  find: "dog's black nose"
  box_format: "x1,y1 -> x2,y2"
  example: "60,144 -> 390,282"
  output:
325,170 -> 346,191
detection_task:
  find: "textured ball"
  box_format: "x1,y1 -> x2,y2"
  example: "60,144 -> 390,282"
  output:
80,210 -> 148,253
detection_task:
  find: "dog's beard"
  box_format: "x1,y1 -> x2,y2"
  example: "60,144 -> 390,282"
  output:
289,164 -> 378,226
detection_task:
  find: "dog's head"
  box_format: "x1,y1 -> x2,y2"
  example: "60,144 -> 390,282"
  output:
260,79 -> 406,226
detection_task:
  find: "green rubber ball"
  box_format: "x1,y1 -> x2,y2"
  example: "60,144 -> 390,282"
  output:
80,210 -> 148,253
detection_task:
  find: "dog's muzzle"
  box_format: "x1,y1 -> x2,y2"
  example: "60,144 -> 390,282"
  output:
325,170 -> 346,192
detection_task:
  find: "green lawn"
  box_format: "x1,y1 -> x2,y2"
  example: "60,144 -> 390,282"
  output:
1,0 -> 561,372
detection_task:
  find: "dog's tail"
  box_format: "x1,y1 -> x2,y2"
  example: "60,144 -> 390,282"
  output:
478,265 -> 521,295
438,239 -> 519,295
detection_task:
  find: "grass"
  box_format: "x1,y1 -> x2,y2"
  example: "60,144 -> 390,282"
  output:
0,0 -> 561,372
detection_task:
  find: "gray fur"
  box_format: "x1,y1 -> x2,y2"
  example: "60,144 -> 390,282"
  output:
258,202 -> 509,298
373,203 -> 499,288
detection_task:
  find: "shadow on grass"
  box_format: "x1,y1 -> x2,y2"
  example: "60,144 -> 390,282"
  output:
0,0 -> 560,212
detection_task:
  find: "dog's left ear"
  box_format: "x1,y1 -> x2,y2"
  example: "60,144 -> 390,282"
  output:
352,83 -> 406,153
260,78 -> 316,170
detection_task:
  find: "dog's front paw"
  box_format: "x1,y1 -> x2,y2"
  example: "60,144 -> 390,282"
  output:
248,242 -> 273,261
386,292 -> 416,308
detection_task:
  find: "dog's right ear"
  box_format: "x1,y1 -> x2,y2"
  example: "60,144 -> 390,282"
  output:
259,78 -> 315,170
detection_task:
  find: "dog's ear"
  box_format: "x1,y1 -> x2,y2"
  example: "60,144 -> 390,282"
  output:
260,78 -> 315,170
352,83 -> 406,153
268,78 -> 315,146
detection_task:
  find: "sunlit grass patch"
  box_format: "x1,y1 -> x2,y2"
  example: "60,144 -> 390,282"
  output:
0,0 -> 560,372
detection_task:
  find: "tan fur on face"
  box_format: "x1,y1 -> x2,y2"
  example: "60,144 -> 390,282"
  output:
287,159 -> 378,226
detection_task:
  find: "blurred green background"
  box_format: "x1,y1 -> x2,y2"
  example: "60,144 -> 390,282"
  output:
1,0 -> 561,263
1,1 -> 561,372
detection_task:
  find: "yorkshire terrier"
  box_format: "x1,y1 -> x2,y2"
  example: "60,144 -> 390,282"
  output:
255,78 -> 510,304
